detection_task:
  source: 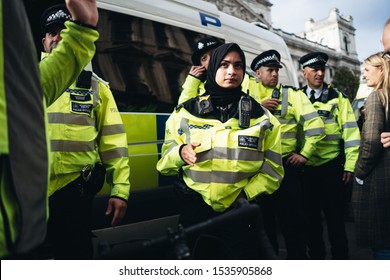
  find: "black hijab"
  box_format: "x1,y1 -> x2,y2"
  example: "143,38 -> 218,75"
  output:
182,43 -> 264,120
204,43 -> 245,106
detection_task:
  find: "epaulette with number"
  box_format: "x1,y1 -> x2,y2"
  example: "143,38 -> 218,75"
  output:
92,72 -> 109,86
175,103 -> 184,111
175,96 -> 197,112
76,70 -> 92,89
281,84 -> 299,91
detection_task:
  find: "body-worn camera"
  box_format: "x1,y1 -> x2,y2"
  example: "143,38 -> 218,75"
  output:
271,88 -> 280,99
196,95 -> 214,115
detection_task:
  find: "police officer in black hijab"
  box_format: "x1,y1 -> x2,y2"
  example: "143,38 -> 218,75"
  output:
183,43 -> 264,124
166,44 -> 280,259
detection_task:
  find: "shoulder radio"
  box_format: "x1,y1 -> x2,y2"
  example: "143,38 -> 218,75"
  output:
239,91 -> 252,128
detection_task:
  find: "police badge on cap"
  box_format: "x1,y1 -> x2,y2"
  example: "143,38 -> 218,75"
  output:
299,52 -> 329,68
191,37 -> 222,65
40,4 -> 72,34
250,49 -> 283,71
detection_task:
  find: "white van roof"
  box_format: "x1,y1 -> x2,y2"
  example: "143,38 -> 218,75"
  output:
97,0 -> 298,86
97,0 -> 221,36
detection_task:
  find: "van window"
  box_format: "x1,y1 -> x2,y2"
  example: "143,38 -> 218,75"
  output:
92,9 -> 224,113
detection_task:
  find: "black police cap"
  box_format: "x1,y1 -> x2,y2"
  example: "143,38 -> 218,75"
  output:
191,37 -> 222,66
250,49 -> 283,71
299,52 -> 328,68
40,4 -> 72,34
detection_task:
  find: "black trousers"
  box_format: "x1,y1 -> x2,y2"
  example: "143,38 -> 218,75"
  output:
259,162 -> 307,259
46,165 -> 105,260
303,156 -> 349,259
175,185 -> 268,260
46,179 -> 95,260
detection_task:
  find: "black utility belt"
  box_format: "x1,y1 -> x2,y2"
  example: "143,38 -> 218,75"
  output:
68,163 -> 106,197
69,164 -> 95,185
173,177 -> 201,199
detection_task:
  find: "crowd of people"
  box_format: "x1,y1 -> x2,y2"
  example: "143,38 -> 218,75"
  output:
158,20 -> 390,260
1,0 -> 389,260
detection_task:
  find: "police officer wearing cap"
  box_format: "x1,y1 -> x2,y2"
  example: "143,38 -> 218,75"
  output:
0,0 -> 99,259
158,43 -> 284,259
40,4 -> 130,259
178,37 -> 222,104
299,52 -> 360,259
243,50 -> 325,259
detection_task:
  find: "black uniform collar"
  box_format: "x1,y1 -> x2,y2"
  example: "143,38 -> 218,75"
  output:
181,93 -> 264,121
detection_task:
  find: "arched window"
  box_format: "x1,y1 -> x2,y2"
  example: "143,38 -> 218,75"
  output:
343,35 -> 349,54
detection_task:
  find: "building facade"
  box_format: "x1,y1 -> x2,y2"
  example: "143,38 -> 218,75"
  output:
205,0 -> 361,87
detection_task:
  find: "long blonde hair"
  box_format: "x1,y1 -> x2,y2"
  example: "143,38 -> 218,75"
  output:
364,51 -> 390,120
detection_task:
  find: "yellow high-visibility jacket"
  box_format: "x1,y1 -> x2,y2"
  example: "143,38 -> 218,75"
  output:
157,95 -> 284,212
300,84 -> 360,172
0,3 -> 98,259
244,79 -> 325,158
46,72 -> 130,201
178,74 -> 205,104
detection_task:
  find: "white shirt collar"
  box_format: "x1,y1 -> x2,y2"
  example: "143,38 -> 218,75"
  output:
307,86 -> 324,99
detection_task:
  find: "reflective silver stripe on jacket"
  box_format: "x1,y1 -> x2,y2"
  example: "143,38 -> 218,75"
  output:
48,113 -> 95,126
323,118 -> 337,124
265,149 -> 283,166
100,147 -> 129,162
302,111 -> 319,121
280,87 -> 289,117
344,139 -> 360,148
343,121 -> 359,129
281,131 -> 296,139
181,118 -> 191,144
163,140 -> 178,155
92,76 -> 100,107
51,140 -> 96,152
323,134 -> 341,141
257,115 -> 271,151
304,127 -> 325,137
186,169 -> 258,184
260,160 -> 283,184
101,124 -> 126,136
196,147 -> 264,163
278,118 -> 297,125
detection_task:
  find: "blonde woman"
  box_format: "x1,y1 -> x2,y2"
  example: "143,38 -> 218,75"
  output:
352,51 -> 390,259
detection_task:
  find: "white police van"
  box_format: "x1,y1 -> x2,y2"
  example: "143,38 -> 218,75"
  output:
91,0 -> 298,258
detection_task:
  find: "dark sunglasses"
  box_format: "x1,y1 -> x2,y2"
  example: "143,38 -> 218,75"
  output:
383,51 -> 390,59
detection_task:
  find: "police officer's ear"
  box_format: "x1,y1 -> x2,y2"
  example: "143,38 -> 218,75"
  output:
302,67 -> 308,78
41,37 -> 48,52
255,68 -> 262,78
